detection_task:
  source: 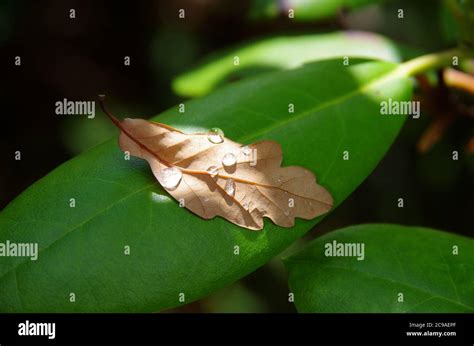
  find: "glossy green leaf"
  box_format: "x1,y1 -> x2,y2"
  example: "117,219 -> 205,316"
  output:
285,224 -> 474,312
0,59 -> 412,312
173,31 -> 408,97
249,0 -> 384,22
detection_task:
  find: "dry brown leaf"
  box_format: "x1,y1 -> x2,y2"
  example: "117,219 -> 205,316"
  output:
100,99 -> 333,230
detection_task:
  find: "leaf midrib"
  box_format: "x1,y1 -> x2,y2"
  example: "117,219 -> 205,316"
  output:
237,63 -> 407,144
288,259 -> 474,311
0,182 -> 158,282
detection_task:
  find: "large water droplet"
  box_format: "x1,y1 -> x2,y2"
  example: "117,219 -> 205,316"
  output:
207,165 -> 219,178
157,167 -> 182,190
222,153 -> 237,167
207,128 -> 224,144
241,146 -> 251,156
224,179 -> 235,197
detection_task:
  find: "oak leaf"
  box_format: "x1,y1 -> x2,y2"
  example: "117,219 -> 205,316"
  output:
101,99 -> 333,230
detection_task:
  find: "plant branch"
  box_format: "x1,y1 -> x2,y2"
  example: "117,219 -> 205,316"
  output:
399,48 -> 471,77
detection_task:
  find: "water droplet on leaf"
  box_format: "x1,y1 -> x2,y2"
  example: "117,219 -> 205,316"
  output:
207,128 -> 224,144
222,153 -> 237,167
243,201 -> 253,211
157,167 -> 182,190
224,179 -> 235,197
207,165 -> 219,178
241,146 -> 251,156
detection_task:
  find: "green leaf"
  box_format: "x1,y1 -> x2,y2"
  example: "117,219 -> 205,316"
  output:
0,59 -> 412,312
173,31 -> 409,97
285,224 -> 474,312
249,0 -> 384,22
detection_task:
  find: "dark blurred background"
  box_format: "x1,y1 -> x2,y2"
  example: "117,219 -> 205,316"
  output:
1,0 -> 473,312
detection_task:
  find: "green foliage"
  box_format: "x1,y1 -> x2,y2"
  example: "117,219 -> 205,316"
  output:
285,224 -> 474,312
248,0 -> 384,21
173,31 -> 409,97
0,59 -> 412,311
